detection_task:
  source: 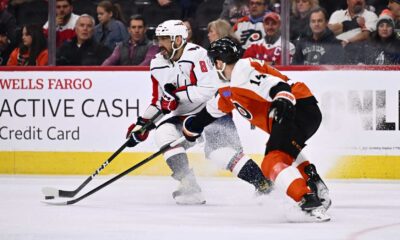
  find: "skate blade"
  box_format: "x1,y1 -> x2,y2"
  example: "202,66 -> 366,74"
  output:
174,193 -> 206,205
285,206 -> 331,223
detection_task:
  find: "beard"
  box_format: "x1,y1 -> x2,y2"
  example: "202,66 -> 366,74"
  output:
353,3 -> 364,14
160,47 -> 172,59
63,12 -> 72,21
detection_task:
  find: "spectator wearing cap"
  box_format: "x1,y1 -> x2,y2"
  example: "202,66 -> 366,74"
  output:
243,12 -> 295,65
7,24 -> 48,66
43,0 -> 80,48
233,0 -> 270,48
362,13 -> 400,64
387,0 -> 400,39
102,14 -> 159,66
57,14 -> 111,65
0,23 -> 13,65
293,8 -> 344,65
0,0 -> 17,46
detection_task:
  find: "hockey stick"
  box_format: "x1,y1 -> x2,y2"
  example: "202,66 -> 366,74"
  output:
42,111 -> 162,199
42,136 -> 186,205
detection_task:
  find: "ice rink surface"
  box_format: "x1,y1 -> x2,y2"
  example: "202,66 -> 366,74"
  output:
1,175 -> 399,240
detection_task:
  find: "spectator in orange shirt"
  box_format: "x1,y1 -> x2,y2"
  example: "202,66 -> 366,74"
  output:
7,24 -> 48,66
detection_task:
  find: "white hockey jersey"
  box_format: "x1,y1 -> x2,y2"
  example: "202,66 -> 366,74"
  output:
233,16 -> 265,49
148,42 -> 221,117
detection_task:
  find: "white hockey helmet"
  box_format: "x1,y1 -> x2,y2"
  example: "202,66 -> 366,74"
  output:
155,20 -> 188,43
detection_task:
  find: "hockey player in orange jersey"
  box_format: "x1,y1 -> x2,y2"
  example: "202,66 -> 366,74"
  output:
181,37 -> 331,222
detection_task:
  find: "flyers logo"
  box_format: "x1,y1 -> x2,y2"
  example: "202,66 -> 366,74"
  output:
240,30 -> 263,44
233,101 -> 253,120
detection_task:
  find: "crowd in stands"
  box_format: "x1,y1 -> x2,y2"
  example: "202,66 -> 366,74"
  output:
0,0 -> 399,66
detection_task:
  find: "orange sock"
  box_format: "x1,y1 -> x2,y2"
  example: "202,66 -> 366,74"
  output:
287,178 -> 311,202
262,150 -> 311,202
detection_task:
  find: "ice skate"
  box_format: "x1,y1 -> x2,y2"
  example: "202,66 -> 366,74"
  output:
255,178 -> 274,196
299,193 -> 330,222
304,164 -> 331,210
172,170 -> 206,205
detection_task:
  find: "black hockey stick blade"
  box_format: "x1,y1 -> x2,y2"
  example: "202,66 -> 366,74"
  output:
42,136 -> 186,205
42,141 -> 128,199
41,111 -> 163,199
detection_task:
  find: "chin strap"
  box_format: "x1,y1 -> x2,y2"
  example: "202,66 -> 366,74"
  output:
169,36 -> 185,60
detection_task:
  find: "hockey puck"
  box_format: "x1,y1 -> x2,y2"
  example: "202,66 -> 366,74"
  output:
45,196 -> 55,200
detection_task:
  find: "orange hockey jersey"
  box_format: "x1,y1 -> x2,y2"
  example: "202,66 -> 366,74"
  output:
206,58 -> 314,133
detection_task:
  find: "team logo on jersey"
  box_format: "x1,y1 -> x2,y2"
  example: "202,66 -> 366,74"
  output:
233,101 -> 253,120
240,30 -> 263,45
250,32 -> 262,42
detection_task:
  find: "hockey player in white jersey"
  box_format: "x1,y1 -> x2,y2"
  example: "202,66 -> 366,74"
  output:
181,37 -> 331,222
126,20 -> 272,205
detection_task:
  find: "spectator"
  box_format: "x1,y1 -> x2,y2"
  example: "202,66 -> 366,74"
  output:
207,18 -> 238,44
328,0 -> 378,46
243,12 -> 295,65
0,23 -> 13,65
233,0 -> 270,48
290,0 -> 320,41
292,8 -> 344,65
220,0 -> 249,25
94,0 -> 129,51
183,17 -> 203,46
0,0 -> 17,46
362,13 -> 400,64
387,0 -> 400,39
43,0 -> 79,48
7,24 -> 48,65
102,14 -> 159,66
56,14 -> 111,66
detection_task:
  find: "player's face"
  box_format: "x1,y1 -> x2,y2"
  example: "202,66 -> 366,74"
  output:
310,11 -> 327,35
263,19 -> 279,36
378,22 -> 393,39
157,36 -> 174,59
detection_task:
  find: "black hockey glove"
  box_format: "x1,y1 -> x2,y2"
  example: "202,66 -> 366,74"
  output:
268,91 -> 296,124
125,117 -> 155,147
342,17 -> 360,32
161,83 -> 179,114
182,115 -> 205,142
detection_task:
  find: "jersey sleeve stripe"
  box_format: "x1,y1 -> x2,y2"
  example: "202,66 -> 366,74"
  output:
151,75 -> 159,105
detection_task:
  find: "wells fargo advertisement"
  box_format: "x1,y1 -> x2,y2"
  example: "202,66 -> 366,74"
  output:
1,68 -> 399,178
